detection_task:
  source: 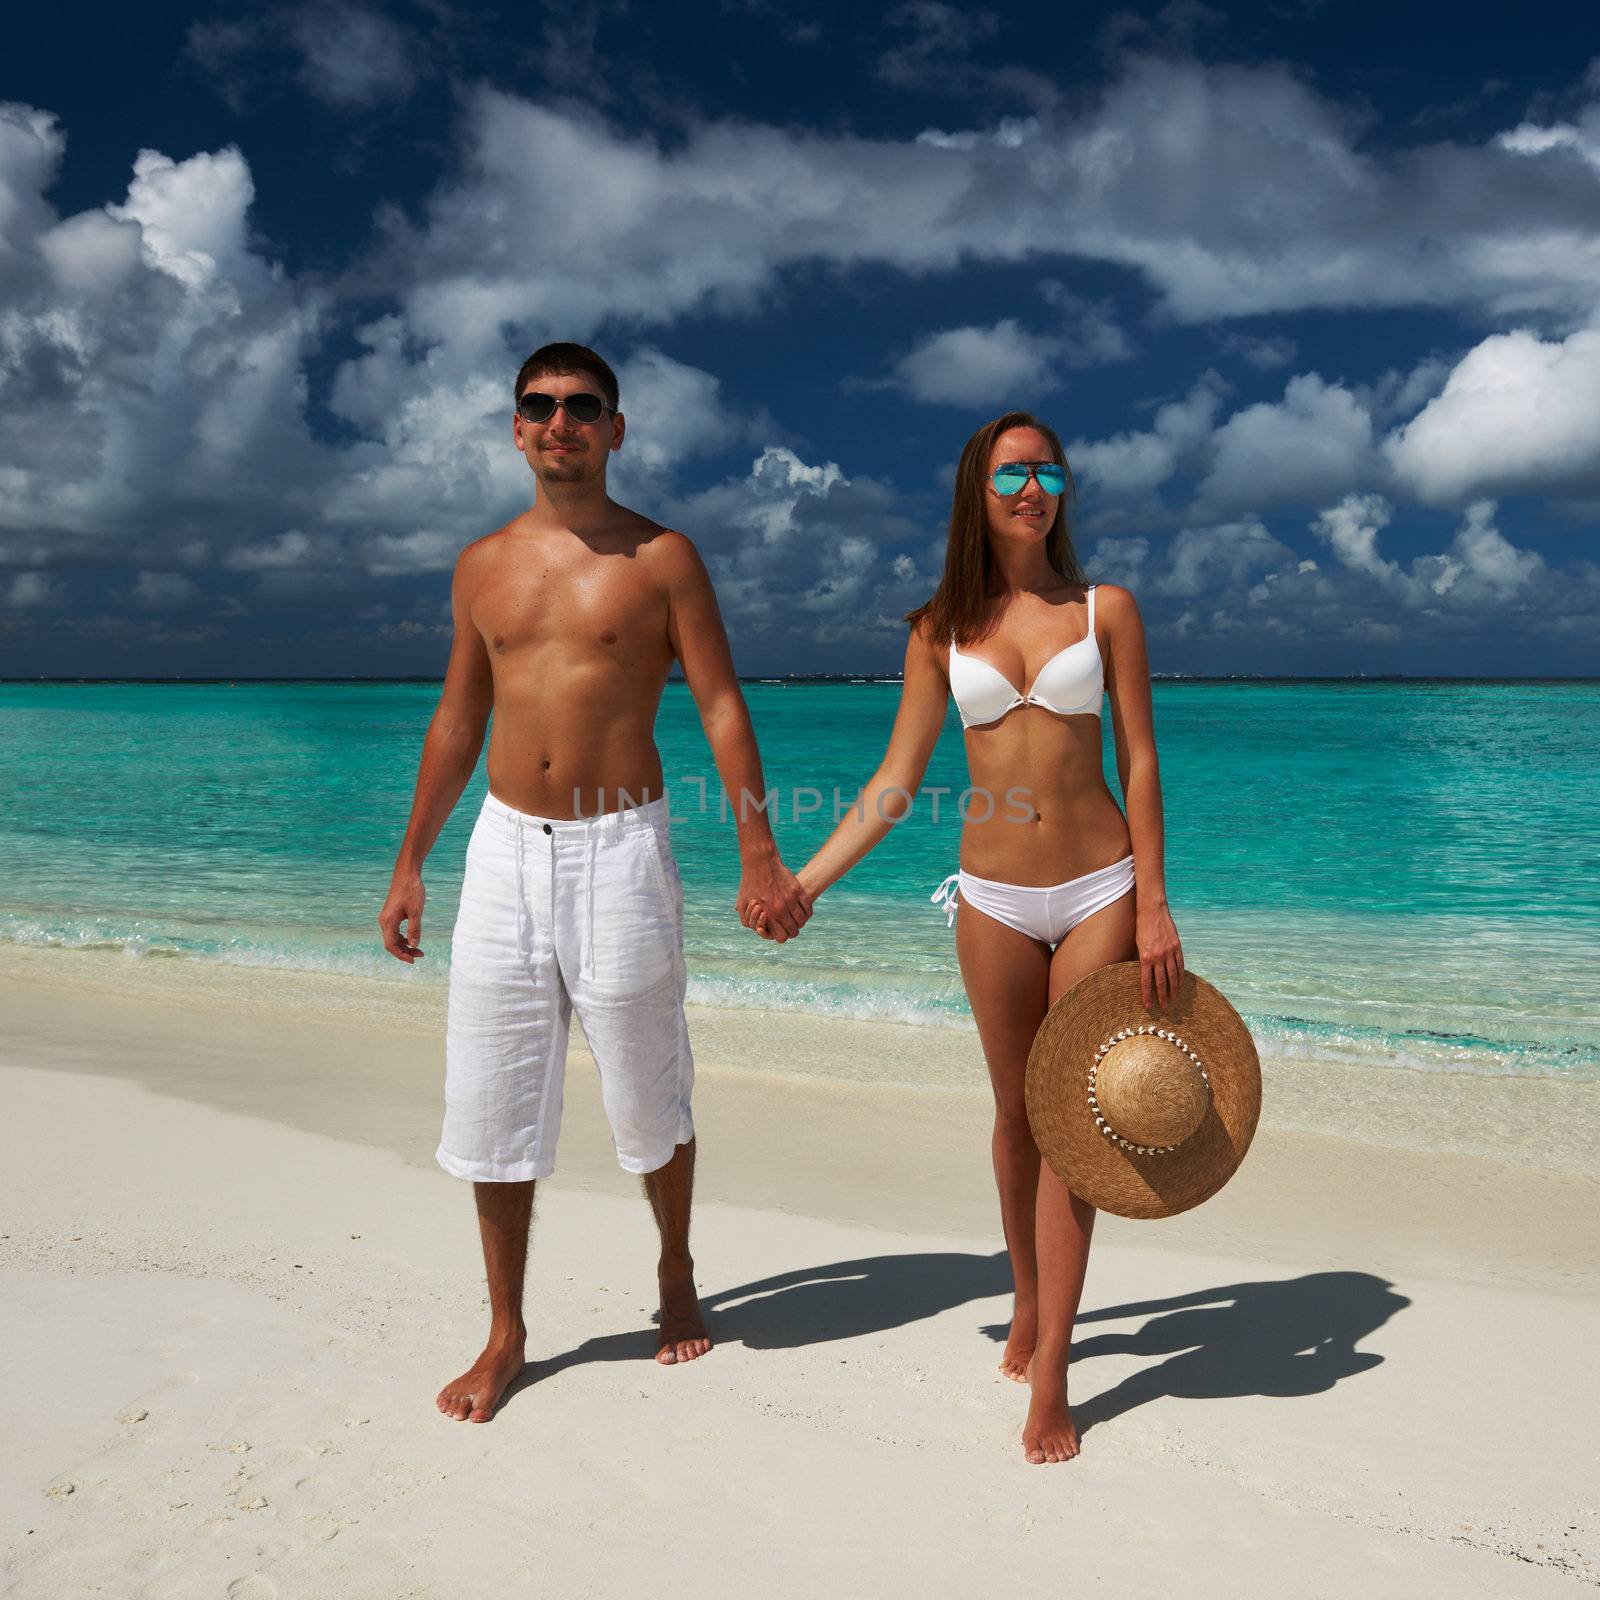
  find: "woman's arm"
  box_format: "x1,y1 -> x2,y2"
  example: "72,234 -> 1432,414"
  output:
1100,585 -> 1185,1009
793,624 -> 952,902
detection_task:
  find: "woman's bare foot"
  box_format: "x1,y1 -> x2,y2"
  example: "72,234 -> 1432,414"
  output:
999,1301 -> 1037,1383
1021,1380 -> 1081,1464
657,1261 -> 712,1365
436,1330 -> 526,1422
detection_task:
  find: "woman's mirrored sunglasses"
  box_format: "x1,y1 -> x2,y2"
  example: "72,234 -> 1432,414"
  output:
992,462 -> 1067,496
516,391 -> 615,426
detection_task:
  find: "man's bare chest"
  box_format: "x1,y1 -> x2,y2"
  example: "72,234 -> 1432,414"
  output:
470,556 -> 668,658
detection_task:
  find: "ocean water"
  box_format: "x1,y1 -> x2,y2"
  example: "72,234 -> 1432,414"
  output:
2,680 -> 1597,1080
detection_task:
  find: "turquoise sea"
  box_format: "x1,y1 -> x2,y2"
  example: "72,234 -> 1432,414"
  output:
2,680 -> 1597,1080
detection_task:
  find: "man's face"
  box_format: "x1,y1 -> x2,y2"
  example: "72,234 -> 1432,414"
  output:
514,371 -> 624,486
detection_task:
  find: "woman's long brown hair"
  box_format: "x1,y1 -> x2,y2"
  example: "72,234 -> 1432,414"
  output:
906,411 -> 1086,647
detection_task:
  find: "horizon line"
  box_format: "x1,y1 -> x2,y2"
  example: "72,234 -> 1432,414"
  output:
3,674 -> 1598,687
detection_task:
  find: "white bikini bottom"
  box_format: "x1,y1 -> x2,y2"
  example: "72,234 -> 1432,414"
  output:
930,855 -> 1135,946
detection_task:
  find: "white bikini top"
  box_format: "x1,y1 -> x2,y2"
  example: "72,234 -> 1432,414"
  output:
948,586 -> 1103,729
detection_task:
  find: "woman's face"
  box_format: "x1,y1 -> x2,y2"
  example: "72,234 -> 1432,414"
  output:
984,426 -> 1059,545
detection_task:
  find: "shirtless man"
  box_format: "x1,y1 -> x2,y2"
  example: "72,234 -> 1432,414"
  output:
378,342 -> 811,1423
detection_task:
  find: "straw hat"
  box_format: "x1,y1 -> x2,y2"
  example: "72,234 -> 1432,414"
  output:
1025,962 -> 1261,1219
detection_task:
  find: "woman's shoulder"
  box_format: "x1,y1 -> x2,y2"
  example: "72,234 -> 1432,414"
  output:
1090,582 -> 1140,621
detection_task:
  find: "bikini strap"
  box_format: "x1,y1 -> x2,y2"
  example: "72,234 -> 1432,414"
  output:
1087,584 -> 1096,637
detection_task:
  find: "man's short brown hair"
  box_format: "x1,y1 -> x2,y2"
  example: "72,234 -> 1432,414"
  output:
514,343 -> 620,412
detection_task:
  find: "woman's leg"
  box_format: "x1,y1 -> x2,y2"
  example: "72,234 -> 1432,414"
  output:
955,900 -> 1052,1384
1023,888 -> 1138,1464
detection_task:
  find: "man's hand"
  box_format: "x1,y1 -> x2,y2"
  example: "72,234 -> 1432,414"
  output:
737,856 -> 811,942
379,871 -> 427,963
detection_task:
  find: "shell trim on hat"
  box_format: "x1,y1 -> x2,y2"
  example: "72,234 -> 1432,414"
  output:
1087,1025 -> 1211,1156
1024,962 -> 1262,1221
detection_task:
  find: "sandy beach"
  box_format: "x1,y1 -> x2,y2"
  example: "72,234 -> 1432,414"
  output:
3,945 -> 1599,1598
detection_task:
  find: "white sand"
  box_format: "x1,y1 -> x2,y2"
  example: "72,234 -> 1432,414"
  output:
3,949 -> 1599,1597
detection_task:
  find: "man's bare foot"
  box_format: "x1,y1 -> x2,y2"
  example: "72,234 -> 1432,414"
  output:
656,1261 -> 712,1365
1021,1382 -> 1081,1464
999,1302 -> 1037,1384
436,1331 -> 526,1423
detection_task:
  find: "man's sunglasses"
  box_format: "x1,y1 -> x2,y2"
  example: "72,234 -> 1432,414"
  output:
992,462 -> 1067,496
516,391 -> 615,426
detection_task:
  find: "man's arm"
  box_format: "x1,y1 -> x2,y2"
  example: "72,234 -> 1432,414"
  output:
378,551 -> 494,963
659,530 -> 811,941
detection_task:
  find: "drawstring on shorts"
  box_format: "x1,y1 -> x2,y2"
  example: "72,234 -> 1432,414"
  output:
580,809 -> 626,980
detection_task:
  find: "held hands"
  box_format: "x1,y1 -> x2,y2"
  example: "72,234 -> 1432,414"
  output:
737,856 -> 813,943
379,871 -> 426,963
1137,898 -> 1184,1009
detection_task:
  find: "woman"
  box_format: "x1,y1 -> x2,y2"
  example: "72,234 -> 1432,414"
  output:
754,411 -> 1183,1464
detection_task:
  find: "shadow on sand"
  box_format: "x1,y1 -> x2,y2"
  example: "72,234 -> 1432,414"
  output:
509,1250 -> 1014,1397
506,1255 -> 1407,1429
1066,1271 -> 1411,1433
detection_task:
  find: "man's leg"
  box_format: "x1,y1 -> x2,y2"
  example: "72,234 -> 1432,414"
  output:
436,1180 -> 535,1421
643,1139 -> 712,1365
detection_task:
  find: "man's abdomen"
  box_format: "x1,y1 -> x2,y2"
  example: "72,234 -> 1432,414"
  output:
485,674 -> 668,819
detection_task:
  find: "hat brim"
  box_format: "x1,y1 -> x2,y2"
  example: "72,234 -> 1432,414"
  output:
1025,962 -> 1261,1220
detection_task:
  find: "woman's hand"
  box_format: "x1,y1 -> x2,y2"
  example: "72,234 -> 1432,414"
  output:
749,869 -> 822,941
737,854 -> 811,941
1136,898 -> 1183,1010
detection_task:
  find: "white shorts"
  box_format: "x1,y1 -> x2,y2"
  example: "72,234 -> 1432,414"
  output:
438,794 -> 694,1182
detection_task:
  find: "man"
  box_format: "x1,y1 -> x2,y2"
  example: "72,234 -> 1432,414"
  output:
378,342 -> 810,1423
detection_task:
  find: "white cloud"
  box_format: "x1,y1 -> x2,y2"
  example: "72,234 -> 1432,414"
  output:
1496,70 -> 1600,175
366,57 -> 1600,391
1067,374 -> 1227,503
915,118 -> 1039,151
1361,355 -> 1454,429
0,121 -> 331,567
0,112 -> 792,593
289,4 -> 416,107
610,348 -> 750,473
879,2 -> 998,88
133,571 -> 199,607
1157,520 -> 1296,599
1087,535 -> 1149,588
889,319 -> 1059,405
1242,496 -> 1558,630
1038,282 -> 1133,365
1197,374 -> 1376,514
671,448 -> 933,648
1311,493 -> 1400,584
2,571 -> 61,607
0,105 -> 63,291
1214,331 -> 1297,370
107,146 -> 264,289
223,530 -> 321,571
1383,327 -> 1600,504
330,370 -> 532,574
186,5 -> 417,112
4,60 -> 1600,666
1445,499 -> 1545,595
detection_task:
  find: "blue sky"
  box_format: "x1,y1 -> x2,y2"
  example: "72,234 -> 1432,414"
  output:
3,0 -> 1599,676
